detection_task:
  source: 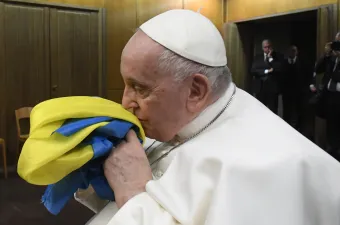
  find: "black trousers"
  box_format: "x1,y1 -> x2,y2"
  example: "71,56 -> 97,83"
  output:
326,91 -> 340,156
257,80 -> 279,114
282,91 -> 315,141
282,92 -> 301,128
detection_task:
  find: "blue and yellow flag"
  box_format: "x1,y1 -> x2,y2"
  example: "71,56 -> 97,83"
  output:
17,96 -> 145,215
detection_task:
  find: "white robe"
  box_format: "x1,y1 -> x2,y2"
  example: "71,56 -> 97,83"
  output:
76,83 -> 340,225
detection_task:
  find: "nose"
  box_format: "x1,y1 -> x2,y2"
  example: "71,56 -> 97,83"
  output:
122,87 -> 138,113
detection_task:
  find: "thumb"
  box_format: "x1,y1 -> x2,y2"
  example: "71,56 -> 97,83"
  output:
126,129 -> 138,142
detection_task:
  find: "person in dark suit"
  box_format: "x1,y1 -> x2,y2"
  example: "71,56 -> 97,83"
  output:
314,41 -> 340,159
251,39 -> 284,114
281,46 -> 314,139
310,42 -> 333,149
311,42 -> 333,119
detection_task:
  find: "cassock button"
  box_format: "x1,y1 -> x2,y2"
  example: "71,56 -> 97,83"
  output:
154,170 -> 164,179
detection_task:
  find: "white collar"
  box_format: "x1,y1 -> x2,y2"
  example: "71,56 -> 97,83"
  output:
176,83 -> 236,141
289,56 -> 297,62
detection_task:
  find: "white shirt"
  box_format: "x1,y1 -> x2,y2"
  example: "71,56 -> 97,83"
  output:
288,56 -> 297,64
264,53 -> 273,62
264,53 -> 274,74
78,83 -> 340,225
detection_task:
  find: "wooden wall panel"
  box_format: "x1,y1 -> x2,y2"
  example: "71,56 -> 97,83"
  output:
37,0 -> 104,7
136,0 -> 183,26
224,23 -> 251,90
0,3 -> 6,152
105,0 -> 137,90
2,3 -> 50,157
107,90 -> 124,104
184,0 -> 224,31
50,9 -> 100,98
227,0 -> 337,22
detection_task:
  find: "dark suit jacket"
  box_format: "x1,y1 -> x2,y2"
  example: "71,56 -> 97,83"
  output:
281,57 -> 312,95
251,51 -> 284,94
313,55 -> 336,118
314,55 -> 334,87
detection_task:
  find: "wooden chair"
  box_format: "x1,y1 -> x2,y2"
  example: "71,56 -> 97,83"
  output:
15,107 -> 33,157
0,138 -> 7,178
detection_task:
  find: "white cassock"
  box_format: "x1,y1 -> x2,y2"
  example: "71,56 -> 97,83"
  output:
75,83 -> 340,225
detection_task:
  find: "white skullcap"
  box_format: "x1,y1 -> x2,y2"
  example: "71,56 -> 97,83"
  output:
140,9 -> 227,67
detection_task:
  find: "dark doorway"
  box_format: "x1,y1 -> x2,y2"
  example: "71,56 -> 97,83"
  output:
233,10 -> 318,140
250,10 -> 317,76
237,10 -> 318,94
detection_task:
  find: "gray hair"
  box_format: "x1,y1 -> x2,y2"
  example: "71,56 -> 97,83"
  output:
158,48 -> 232,96
262,39 -> 272,47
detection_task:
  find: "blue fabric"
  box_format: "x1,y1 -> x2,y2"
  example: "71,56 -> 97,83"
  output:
42,117 -> 141,215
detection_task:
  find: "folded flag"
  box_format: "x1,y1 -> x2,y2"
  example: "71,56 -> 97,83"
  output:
17,96 -> 145,215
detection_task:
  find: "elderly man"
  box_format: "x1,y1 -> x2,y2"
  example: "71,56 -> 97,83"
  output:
251,40 -> 284,114
76,9 -> 340,225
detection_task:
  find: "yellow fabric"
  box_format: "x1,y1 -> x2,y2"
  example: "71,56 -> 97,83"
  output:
17,96 -> 145,186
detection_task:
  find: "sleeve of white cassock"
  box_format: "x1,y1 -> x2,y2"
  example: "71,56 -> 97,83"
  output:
107,192 -> 179,225
74,186 -> 109,213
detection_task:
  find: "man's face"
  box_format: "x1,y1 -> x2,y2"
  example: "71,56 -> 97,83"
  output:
262,41 -> 272,54
288,47 -> 298,58
120,31 -> 193,142
325,44 -> 332,55
336,33 -> 340,41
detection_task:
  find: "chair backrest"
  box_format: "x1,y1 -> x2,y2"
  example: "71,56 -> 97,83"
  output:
15,107 -> 33,137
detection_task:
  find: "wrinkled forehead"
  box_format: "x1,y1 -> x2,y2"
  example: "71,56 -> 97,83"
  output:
122,31 -> 161,63
121,31 -> 164,79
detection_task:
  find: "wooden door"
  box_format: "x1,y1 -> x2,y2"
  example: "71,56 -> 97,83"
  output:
50,8 -> 101,98
0,2 -> 50,159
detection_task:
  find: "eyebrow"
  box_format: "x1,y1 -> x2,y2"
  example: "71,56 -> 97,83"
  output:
126,78 -> 150,88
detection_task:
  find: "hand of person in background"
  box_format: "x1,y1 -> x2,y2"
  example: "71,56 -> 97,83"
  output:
309,84 -> 317,92
268,68 -> 274,73
268,49 -> 272,58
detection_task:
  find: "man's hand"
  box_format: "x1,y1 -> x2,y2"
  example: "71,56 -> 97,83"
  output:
268,49 -> 273,57
104,130 -> 152,208
310,85 -> 317,92
268,68 -> 274,73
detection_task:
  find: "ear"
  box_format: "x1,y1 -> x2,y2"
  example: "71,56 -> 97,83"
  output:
186,74 -> 211,113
